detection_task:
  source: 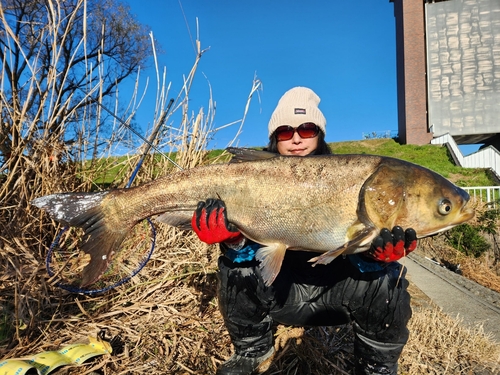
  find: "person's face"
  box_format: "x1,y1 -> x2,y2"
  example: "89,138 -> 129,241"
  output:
275,123 -> 319,156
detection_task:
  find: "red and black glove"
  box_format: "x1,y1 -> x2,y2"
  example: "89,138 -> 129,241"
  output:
365,226 -> 417,262
191,199 -> 243,245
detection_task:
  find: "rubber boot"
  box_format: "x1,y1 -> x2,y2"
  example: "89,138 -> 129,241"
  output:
354,353 -> 398,374
216,345 -> 275,375
216,256 -> 275,374
351,329 -> 406,374
354,361 -> 398,375
354,357 -> 398,374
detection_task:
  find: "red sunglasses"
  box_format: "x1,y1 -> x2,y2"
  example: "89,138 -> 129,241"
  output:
274,122 -> 320,142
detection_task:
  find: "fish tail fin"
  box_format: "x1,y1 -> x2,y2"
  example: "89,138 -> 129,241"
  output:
32,192 -> 125,286
255,243 -> 287,286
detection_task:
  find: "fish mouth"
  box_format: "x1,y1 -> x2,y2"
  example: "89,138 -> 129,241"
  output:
457,188 -> 476,222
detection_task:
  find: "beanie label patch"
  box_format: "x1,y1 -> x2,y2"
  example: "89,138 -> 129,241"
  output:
294,108 -> 306,115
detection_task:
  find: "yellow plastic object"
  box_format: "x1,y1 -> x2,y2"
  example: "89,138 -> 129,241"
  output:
0,336 -> 112,375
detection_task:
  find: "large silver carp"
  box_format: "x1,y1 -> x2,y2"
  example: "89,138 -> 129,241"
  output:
32,148 -> 475,286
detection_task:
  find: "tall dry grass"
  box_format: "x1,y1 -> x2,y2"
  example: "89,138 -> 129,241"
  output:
1,3 -> 500,374
0,1 -> 259,367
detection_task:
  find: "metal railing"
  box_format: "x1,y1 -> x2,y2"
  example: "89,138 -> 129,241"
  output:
463,186 -> 500,208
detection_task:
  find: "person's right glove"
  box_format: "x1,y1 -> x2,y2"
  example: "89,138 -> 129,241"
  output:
191,199 -> 243,245
365,226 -> 417,262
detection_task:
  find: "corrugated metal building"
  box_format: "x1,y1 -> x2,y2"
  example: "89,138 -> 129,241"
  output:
391,0 -> 500,150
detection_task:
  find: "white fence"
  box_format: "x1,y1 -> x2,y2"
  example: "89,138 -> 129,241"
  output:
464,186 -> 500,208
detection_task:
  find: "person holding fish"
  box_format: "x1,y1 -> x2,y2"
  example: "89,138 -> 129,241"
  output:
33,85 -> 473,373
192,87 -> 418,375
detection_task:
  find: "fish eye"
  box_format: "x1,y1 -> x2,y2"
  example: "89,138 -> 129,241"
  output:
438,198 -> 452,215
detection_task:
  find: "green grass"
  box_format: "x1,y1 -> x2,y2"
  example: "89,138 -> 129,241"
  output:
328,138 -> 496,187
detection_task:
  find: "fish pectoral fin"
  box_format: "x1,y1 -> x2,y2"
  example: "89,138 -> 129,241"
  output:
309,227 -> 378,266
226,147 -> 278,163
156,211 -> 193,231
255,243 -> 287,287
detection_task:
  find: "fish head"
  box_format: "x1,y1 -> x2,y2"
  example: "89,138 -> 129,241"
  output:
361,160 -> 475,238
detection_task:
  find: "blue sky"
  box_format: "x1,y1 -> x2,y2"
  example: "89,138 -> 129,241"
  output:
122,1 -> 402,150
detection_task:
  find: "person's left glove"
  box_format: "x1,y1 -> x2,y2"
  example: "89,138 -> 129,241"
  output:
191,198 -> 244,245
365,226 -> 417,262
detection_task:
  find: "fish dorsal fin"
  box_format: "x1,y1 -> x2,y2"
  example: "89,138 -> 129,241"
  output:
226,147 -> 278,163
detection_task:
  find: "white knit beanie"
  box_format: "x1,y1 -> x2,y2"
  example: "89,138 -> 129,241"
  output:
268,86 -> 326,138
